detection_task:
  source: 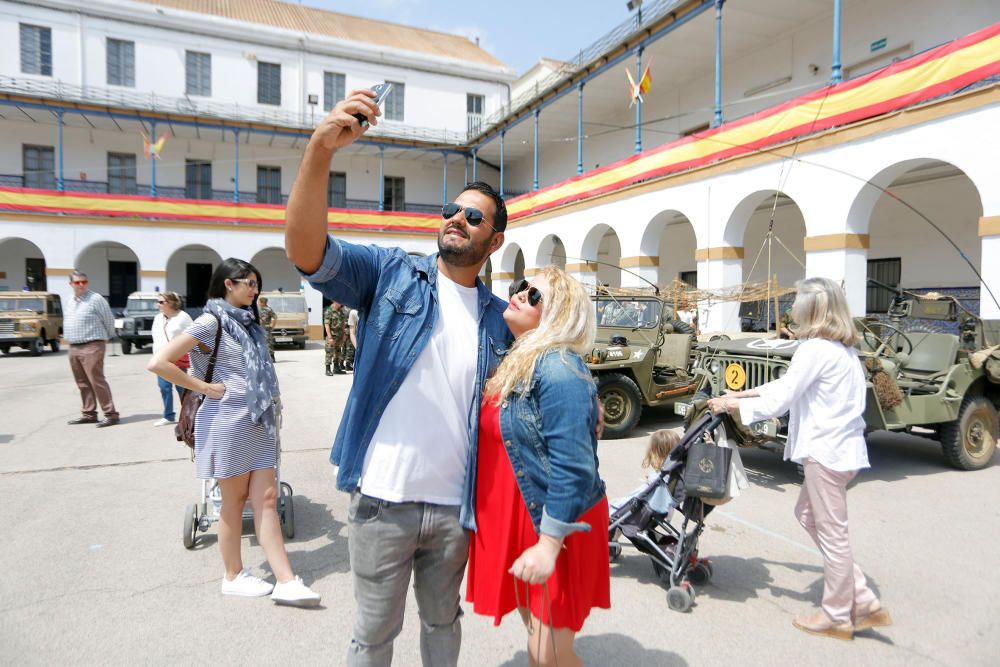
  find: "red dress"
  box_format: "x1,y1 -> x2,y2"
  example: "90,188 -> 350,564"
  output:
466,397 -> 611,631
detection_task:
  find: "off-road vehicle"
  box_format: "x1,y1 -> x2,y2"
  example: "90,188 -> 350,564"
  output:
587,294 -> 698,439
678,291 -> 1000,470
115,292 -> 164,354
260,291 -> 310,349
0,292 -> 63,356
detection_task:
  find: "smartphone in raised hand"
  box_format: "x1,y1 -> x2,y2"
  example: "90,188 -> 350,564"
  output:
354,83 -> 393,127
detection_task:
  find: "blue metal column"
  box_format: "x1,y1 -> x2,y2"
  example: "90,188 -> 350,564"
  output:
634,47 -> 643,154
577,82 -> 585,175
713,0 -> 724,127
832,0 -> 843,84
56,111 -> 64,192
232,129 -> 240,203
472,148 -> 478,181
499,130 -> 505,196
378,145 -> 385,212
532,109 -> 540,191
464,154 -> 469,185
150,121 -> 157,197
442,151 -> 449,205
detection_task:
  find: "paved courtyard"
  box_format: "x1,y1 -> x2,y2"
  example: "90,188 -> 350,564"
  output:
1,344 -> 997,665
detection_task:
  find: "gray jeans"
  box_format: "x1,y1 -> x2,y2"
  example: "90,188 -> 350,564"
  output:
346,492 -> 470,667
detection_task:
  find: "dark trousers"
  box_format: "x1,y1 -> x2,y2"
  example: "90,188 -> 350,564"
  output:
68,341 -> 118,419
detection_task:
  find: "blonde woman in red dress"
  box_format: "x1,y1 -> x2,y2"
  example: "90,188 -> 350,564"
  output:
467,266 -> 609,667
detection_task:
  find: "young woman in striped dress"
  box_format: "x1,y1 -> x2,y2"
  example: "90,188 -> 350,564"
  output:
148,258 -> 319,607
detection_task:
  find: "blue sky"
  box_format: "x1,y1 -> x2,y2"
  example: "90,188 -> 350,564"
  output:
303,0 -> 636,75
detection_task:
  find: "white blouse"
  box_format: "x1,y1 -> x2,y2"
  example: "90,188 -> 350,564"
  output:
152,310 -> 194,355
738,338 -> 869,472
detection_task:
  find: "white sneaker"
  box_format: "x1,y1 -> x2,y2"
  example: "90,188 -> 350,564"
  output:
271,576 -> 321,607
221,569 -> 274,597
153,417 -> 176,427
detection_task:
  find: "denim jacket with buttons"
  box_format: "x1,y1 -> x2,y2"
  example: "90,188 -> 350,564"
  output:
299,236 -> 512,530
497,348 -> 606,538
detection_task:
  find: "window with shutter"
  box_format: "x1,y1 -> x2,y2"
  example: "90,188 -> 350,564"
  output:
108,153 -> 138,194
383,176 -> 405,211
185,160 -> 213,200
185,51 -> 211,97
256,166 -> 282,204
384,82 -> 405,121
258,62 -> 281,106
19,24 -> 52,76
107,38 -> 135,87
23,145 -> 55,189
866,258 -> 902,314
324,72 -> 346,111
328,172 -> 347,208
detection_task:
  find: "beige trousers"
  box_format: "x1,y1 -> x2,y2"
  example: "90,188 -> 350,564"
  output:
68,341 -> 118,419
795,458 -> 877,623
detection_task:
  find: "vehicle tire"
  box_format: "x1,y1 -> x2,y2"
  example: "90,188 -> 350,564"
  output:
49,337 -> 60,352
666,585 -> 694,612
298,340 -> 307,350
0,344 -> 9,355
597,373 -> 642,439
121,339 -> 132,355
668,319 -> 695,335
609,543 -> 623,563
939,395 -> 998,471
279,496 -> 295,539
688,562 -> 712,586
183,503 -> 197,549
29,337 -> 44,356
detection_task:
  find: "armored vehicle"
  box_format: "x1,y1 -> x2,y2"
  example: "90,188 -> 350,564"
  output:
678,292 -> 1000,471
115,292 -> 164,354
587,294 -> 698,439
0,292 -> 63,356
259,291 -> 309,349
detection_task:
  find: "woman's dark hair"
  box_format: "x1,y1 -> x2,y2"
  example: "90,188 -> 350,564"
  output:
207,257 -> 263,321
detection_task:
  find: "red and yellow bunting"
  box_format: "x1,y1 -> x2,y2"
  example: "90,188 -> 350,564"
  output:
0,187 -> 439,234
508,22 -> 1000,220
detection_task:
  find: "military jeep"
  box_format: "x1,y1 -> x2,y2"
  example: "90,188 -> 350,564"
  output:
260,291 -> 309,349
587,294 -> 698,439
0,292 -> 63,356
678,293 -> 1000,471
114,292 -> 165,354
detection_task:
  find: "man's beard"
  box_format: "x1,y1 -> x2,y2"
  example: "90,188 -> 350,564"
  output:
437,227 -> 493,268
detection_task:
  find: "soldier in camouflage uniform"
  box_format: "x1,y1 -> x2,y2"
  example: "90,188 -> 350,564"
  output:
324,302 -> 348,375
342,308 -> 358,372
779,306 -> 797,339
258,296 -> 277,361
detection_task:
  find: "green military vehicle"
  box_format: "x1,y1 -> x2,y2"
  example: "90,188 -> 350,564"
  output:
677,292 -> 1000,470
115,292 -> 166,354
0,292 -> 63,356
587,293 -> 699,439
259,291 -> 310,349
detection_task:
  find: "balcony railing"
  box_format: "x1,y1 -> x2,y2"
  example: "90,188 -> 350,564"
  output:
0,175 -> 440,213
0,75 -> 468,145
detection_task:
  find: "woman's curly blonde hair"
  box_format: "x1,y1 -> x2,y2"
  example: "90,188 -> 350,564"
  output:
485,266 -> 596,403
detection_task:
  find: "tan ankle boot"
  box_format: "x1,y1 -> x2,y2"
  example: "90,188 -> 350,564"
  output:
854,600 -> 892,631
793,610 -> 854,641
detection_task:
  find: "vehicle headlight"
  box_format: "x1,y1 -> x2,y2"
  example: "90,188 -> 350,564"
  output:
19,322 -> 38,333
124,320 -> 135,331
772,365 -> 787,379
709,360 -> 721,374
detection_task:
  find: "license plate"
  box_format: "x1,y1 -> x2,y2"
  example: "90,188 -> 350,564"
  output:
674,402 -> 691,417
275,336 -> 292,343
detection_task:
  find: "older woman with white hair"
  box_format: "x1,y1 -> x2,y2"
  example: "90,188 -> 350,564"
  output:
708,277 -> 891,640
466,266 -> 609,667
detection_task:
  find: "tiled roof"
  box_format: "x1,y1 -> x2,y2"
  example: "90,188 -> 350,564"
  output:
132,0 -> 508,69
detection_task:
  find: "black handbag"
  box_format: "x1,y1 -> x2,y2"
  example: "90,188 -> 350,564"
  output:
175,313 -> 222,448
683,440 -> 733,499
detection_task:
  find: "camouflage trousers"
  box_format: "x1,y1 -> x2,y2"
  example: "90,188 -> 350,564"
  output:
325,339 -> 343,365
341,341 -> 355,366
265,331 -> 275,357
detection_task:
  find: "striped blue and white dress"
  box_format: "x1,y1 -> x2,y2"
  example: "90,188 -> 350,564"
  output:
187,314 -> 277,480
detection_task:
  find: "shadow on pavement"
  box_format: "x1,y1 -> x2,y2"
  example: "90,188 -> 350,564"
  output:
248,493 -> 350,583
498,633 -> 687,666
117,413 -> 163,425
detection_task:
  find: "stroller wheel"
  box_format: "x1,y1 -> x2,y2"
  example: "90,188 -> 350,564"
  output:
279,495 -> 295,539
689,562 -> 713,586
609,543 -> 623,563
183,504 -> 198,550
667,585 -> 695,613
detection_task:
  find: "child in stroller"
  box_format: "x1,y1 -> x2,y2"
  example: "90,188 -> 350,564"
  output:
608,413 -> 725,612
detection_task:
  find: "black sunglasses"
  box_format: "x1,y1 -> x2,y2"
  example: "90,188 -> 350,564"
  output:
511,279 -> 544,307
442,202 -> 491,228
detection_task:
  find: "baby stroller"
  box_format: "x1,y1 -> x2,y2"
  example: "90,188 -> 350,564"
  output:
607,413 -> 728,612
182,403 -> 295,548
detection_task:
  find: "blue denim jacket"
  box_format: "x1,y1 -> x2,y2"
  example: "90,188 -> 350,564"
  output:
497,348 -> 606,538
299,236 -> 512,530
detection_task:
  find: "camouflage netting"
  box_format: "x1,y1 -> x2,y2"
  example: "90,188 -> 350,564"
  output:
864,357 -> 904,410
589,278 -> 797,305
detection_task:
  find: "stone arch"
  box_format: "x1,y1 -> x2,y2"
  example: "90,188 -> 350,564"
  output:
165,245 -> 223,308
250,247 -> 301,293
725,190 -> 807,289
481,257 -> 493,292
74,241 -> 142,308
580,224 -> 621,289
500,243 -> 525,281
855,159 -> 984,311
640,210 -> 697,289
535,234 -> 567,269
0,237 -> 47,291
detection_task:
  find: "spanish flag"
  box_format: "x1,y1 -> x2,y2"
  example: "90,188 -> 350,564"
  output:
626,64 -> 652,106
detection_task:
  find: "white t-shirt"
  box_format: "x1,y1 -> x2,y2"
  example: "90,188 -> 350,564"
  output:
738,338 -> 869,471
359,273 -> 480,504
152,310 -> 194,355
